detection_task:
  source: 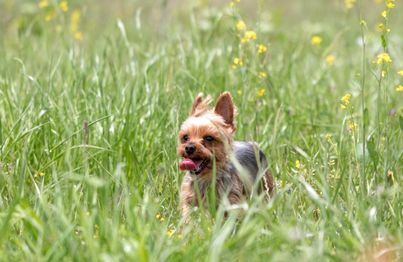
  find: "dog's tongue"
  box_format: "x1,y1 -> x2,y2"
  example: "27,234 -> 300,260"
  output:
179,159 -> 202,171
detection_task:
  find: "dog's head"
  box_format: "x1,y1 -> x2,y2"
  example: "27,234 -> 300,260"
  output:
178,92 -> 236,175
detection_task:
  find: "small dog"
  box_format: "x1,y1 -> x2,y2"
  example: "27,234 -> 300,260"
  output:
178,92 -> 274,219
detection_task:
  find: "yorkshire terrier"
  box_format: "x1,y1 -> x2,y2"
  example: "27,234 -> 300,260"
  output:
178,92 -> 274,219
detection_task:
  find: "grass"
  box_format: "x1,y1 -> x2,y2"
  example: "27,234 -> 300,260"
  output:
0,0 -> 402,261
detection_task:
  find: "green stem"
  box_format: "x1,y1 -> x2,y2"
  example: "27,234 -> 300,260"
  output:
358,3 -> 367,196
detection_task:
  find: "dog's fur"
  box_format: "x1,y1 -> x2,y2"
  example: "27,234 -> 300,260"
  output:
178,92 -> 274,218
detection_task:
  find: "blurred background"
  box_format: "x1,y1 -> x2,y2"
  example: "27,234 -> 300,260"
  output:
1,0 -> 403,43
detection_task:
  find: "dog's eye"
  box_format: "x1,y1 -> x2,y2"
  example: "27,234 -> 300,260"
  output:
204,136 -> 214,142
182,135 -> 189,142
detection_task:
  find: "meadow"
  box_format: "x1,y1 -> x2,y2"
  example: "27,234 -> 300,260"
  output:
0,0 -> 402,261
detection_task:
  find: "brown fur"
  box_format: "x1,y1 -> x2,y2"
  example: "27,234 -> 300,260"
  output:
178,92 -> 274,219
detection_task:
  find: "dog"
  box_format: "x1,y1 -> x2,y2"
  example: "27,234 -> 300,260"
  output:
177,92 -> 274,219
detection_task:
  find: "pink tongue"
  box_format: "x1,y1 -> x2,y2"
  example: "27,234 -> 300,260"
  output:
179,159 -> 203,171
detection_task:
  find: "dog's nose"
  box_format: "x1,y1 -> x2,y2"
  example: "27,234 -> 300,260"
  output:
185,143 -> 196,155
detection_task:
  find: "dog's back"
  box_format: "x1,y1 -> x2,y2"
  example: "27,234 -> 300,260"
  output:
233,141 -> 274,195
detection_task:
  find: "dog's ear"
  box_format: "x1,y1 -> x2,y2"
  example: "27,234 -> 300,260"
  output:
190,93 -> 204,115
214,92 -> 236,130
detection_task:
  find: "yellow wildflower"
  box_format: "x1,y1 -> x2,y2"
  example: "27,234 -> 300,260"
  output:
375,52 -> 392,64
387,170 -> 395,183
241,30 -> 257,43
60,1 -> 69,12
376,23 -> 385,33
386,0 -> 395,9
38,0 -> 48,8
166,228 -> 175,238
237,89 -> 242,96
386,3 -> 395,8
381,10 -> 387,18
325,133 -> 333,143
45,11 -> 56,22
34,171 -> 45,178
325,54 -> 335,65
345,0 -> 356,9
295,160 -> 301,169
395,85 -> 403,92
311,35 -> 322,46
70,9 -> 81,33
257,44 -> 267,54
156,213 -> 165,222
258,71 -> 267,79
381,70 -> 386,78
74,31 -> 83,41
236,20 -> 246,31
233,57 -> 243,65
397,70 -> 403,76
347,120 -> 358,133
232,57 -> 243,69
229,0 -> 241,6
340,93 -> 351,109
257,88 -> 265,97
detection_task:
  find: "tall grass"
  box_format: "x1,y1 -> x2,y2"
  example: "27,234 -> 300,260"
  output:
0,0 -> 402,261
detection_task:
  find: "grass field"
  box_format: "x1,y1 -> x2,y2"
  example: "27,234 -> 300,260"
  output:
0,0 -> 402,261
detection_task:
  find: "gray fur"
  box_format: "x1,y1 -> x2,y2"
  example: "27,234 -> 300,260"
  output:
232,141 -> 268,181
180,141 -> 272,215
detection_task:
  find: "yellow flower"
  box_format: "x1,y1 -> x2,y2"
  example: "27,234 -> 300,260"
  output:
232,57 -> 243,69
386,0 -> 395,9
257,88 -> 265,97
38,0 -> 48,8
166,228 -> 175,238
398,70 -> 403,76
345,0 -> 356,9
233,57 -> 242,65
60,1 -> 69,12
386,3 -> 395,8
237,89 -> 242,95
70,9 -> 81,33
74,31 -> 83,41
381,70 -> 386,78
381,10 -> 388,18
156,213 -> 165,222
45,11 -> 56,22
241,30 -> 257,43
325,133 -> 333,143
229,0 -> 241,7
325,54 -> 335,65
347,120 -> 358,133
295,160 -> 301,169
258,71 -> 267,79
311,35 -> 322,46
387,170 -> 395,183
257,44 -> 267,54
340,93 -> 351,109
35,171 -> 45,178
236,20 -> 246,31
396,85 -> 403,92
376,23 -> 385,33
375,52 -> 392,64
